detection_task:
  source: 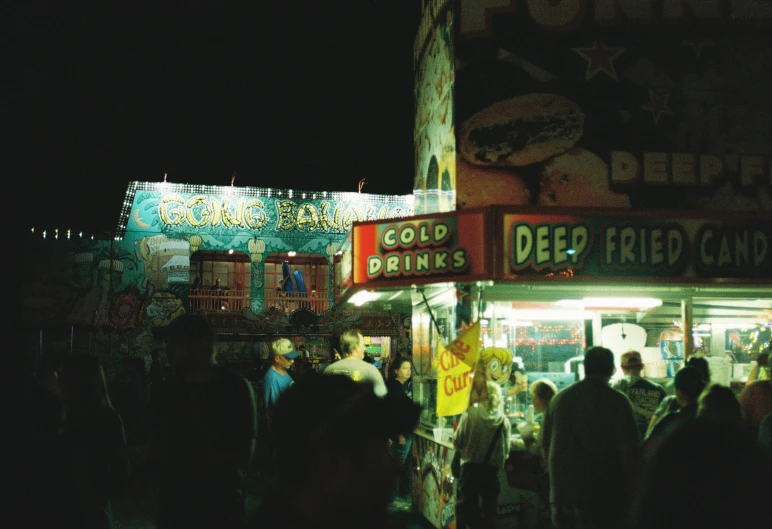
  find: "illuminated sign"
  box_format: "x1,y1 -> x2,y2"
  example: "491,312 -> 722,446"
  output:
352,211 -> 488,286
501,211 -> 771,280
510,221 -> 592,272
367,219 -> 468,279
129,191 -> 413,235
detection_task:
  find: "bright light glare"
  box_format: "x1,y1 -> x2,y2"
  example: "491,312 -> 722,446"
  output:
387,290 -> 403,301
557,297 -> 662,309
349,291 -> 381,306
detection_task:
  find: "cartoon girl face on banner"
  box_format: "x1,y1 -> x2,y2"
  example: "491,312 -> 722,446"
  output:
469,347 -> 514,405
481,347 -> 513,385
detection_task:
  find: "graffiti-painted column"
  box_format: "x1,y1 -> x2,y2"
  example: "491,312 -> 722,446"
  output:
248,237 -> 266,313
326,241 -> 340,310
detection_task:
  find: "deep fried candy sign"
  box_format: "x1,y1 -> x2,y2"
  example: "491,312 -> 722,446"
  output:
500,210 -> 772,280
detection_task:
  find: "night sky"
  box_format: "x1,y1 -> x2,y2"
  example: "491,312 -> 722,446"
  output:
12,2 -> 421,233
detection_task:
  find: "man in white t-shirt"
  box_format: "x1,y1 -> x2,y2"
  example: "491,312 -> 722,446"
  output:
323,329 -> 387,397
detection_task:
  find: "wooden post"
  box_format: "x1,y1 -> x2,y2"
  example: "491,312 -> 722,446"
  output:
682,298 -> 694,360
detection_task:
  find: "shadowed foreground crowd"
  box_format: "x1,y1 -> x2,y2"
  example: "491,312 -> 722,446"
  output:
23,315 -> 772,529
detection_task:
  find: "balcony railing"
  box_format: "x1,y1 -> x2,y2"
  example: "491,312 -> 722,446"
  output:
189,288 -> 250,312
263,291 -> 329,314
189,288 -> 329,314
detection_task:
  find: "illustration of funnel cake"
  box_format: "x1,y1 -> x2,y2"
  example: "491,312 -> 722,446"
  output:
459,93 -> 584,167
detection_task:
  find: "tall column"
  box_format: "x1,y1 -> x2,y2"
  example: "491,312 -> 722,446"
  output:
682,298 -> 694,360
251,261 -> 265,313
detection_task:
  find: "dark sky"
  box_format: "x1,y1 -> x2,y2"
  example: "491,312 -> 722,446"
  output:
12,2 -> 421,232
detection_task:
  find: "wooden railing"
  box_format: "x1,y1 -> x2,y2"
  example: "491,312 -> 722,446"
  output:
189,288 -> 250,312
189,289 -> 329,314
263,291 -> 329,314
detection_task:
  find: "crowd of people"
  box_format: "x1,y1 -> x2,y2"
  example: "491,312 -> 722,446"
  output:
23,321 -> 421,529
539,346 -> 771,529
450,345 -> 771,529
23,320 -> 771,529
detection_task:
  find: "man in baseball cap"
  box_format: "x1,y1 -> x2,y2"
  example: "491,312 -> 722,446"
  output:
613,350 -> 666,440
271,338 -> 299,360
255,337 -> 299,486
263,338 -> 298,411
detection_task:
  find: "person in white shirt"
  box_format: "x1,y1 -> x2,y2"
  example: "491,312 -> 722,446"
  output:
323,329 -> 387,397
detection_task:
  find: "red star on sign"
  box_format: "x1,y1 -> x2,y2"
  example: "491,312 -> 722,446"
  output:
572,40 -> 626,82
640,88 -> 674,125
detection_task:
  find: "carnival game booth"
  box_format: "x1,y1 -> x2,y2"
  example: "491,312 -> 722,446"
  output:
337,205 -> 772,529
23,181 -> 414,379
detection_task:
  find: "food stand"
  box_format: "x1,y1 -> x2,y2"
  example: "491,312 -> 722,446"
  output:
383,1 -> 772,525
331,2 -> 772,524
339,205 -> 770,528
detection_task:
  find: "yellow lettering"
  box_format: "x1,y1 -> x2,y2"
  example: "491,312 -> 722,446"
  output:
159,195 -> 185,226
186,196 -> 211,228
220,198 -> 245,228
276,200 -> 296,231
244,199 -> 267,229
296,203 -> 319,231
342,206 -> 365,231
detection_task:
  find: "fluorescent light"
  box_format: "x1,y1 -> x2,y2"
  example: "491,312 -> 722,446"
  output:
557,297 -> 662,310
349,290 -> 381,306
509,309 -> 591,320
387,290 -> 403,301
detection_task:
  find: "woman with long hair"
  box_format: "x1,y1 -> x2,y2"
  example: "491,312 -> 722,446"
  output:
385,355 -> 416,507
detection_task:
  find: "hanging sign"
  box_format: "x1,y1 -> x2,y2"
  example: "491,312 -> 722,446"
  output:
436,321 -> 481,417
351,210 -> 490,288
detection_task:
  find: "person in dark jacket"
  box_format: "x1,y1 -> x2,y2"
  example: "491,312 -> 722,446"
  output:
642,365 -> 706,460
385,355 -> 415,505
149,315 -> 256,529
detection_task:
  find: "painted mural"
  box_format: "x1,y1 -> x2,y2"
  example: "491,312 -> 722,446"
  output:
414,0 -> 456,215
413,434 -> 457,529
23,182 -> 414,377
453,0 -> 772,213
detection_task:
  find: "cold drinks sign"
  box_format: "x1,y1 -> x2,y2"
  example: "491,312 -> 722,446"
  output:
351,210 -> 489,287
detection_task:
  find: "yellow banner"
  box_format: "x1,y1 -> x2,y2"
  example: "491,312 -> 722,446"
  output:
436,321 -> 481,417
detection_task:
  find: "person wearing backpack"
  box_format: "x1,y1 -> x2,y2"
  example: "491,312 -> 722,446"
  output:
453,380 -> 511,529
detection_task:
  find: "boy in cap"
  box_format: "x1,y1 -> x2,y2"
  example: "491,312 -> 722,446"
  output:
612,350 -> 666,440
148,314 -> 257,529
